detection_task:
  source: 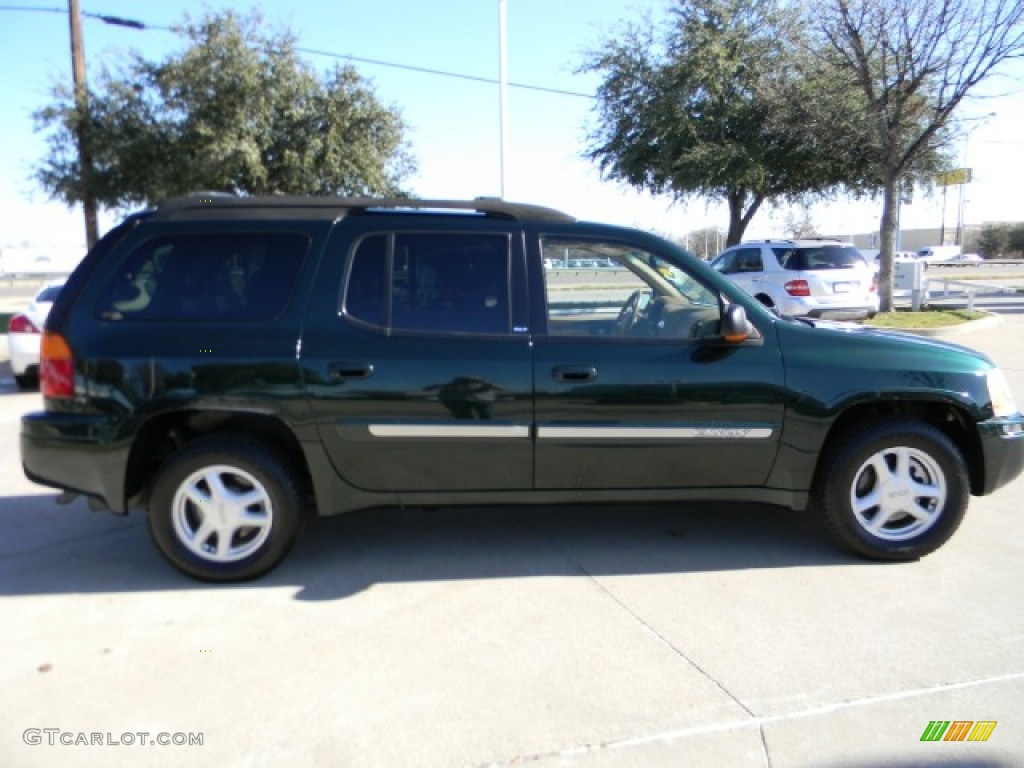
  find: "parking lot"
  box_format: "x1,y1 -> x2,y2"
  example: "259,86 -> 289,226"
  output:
1,292 -> 1023,767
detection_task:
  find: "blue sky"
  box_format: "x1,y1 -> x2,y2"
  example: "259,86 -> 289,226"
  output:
1,0 -> 1022,250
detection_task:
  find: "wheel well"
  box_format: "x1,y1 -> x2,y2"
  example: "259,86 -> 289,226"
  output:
817,401 -> 984,495
124,411 -> 314,509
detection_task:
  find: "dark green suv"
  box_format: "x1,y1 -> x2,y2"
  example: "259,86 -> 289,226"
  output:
20,196 -> 1024,580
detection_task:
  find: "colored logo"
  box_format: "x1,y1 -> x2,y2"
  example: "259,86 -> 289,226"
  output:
920,721 -> 997,742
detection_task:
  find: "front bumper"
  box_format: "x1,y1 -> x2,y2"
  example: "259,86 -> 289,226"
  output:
977,415 -> 1024,495
21,411 -> 131,513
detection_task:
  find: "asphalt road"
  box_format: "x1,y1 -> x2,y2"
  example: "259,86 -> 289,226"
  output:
1,298 -> 1023,767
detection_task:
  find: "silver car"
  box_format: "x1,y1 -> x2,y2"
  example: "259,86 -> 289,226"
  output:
7,280 -> 65,389
710,239 -> 878,320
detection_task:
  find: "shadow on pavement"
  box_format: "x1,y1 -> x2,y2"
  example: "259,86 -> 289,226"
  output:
0,493 -> 869,601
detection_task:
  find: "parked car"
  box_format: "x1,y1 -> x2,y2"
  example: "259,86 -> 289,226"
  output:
710,239 -> 878,319
20,196 -> 1024,581
942,253 -> 984,265
916,245 -> 961,264
7,280 -> 65,389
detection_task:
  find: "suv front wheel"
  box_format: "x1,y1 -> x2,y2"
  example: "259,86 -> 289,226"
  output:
148,436 -> 304,581
815,419 -> 969,561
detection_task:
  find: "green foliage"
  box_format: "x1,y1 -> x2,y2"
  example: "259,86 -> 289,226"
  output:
33,10 -> 415,209
1008,224 -> 1024,256
978,224 -> 1009,257
806,0 -> 1024,310
580,0 -> 877,245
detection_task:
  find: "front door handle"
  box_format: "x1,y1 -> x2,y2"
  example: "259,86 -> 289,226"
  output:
329,361 -> 374,381
552,365 -> 597,383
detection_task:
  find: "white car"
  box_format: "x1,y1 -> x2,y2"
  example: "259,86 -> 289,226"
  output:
942,252 -> 984,265
7,280 -> 65,389
710,239 -> 878,320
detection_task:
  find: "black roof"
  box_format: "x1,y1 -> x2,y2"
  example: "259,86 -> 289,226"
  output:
152,193 -> 575,224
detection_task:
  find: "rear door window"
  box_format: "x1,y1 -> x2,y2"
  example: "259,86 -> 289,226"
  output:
343,232 -> 511,335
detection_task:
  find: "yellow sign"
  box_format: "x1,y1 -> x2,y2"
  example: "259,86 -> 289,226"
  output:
937,168 -> 972,187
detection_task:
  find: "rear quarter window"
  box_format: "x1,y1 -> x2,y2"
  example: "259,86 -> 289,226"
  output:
773,246 -> 865,271
96,232 -> 309,320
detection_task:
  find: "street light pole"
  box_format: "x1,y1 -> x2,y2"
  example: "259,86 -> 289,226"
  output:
68,0 -> 99,249
497,0 -> 509,199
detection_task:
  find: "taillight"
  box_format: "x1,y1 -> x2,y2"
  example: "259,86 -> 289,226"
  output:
40,331 -> 75,398
7,314 -> 39,333
784,279 -> 811,297
870,275 -> 878,293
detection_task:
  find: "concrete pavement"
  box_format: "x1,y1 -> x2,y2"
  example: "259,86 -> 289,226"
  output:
1,296 -> 1023,767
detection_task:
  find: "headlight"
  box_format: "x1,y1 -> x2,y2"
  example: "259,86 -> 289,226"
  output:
987,368 -> 1018,418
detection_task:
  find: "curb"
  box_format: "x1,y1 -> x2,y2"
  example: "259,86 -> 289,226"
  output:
875,311 -> 1004,338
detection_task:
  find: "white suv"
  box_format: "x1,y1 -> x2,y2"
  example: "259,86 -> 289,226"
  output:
710,239 -> 878,320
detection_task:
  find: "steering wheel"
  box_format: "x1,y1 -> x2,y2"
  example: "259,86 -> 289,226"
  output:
614,290 -> 647,335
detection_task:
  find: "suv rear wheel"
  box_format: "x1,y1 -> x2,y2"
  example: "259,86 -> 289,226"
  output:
815,419 -> 968,561
148,436 -> 304,581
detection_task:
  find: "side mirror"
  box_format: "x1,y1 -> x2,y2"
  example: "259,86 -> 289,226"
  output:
720,304 -> 753,343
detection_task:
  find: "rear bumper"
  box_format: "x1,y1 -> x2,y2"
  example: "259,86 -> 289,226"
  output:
780,297 -> 878,320
21,411 -> 131,513
977,416 -> 1024,495
8,331 -> 41,375
801,307 -> 876,321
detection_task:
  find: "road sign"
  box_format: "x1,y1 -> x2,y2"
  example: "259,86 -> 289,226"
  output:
936,168 -> 972,187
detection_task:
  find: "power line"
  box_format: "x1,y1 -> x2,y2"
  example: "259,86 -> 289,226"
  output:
296,46 -> 593,99
0,4 -> 170,29
0,4 -> 594,99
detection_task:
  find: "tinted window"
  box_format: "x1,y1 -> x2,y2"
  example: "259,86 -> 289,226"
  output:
344,235 -> 388,327
773,245 -> 865,271
734,248 -> 763,272
97,232 -> 308,320
344,232 -> 510,335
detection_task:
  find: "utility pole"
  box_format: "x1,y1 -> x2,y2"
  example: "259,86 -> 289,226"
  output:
68,0 -> 99,249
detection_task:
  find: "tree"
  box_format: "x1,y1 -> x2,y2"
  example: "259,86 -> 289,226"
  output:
1008,223 -> 1024,257
580,0 -> 876,246
33,10 -> 415,213
784,208 -> 819,239
805,0 -> 1024,310
677,226 -> 726,260
977,223 -> 1007,257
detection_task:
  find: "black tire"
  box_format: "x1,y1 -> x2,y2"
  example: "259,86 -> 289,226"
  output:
814,419 -> 968,561
14,372 -> 38,390
148,436 -> 304,582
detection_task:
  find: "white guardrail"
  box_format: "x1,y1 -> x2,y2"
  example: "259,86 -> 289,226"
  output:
924,278 -> 1018,310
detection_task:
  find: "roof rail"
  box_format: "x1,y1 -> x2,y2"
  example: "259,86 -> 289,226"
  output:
154,194 -> 575,223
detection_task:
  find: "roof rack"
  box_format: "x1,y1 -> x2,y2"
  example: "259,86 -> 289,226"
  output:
154,193 -> 575,224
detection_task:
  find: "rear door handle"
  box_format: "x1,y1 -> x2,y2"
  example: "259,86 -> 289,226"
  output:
329,361 -> 374,381
552,365 -> 597,383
